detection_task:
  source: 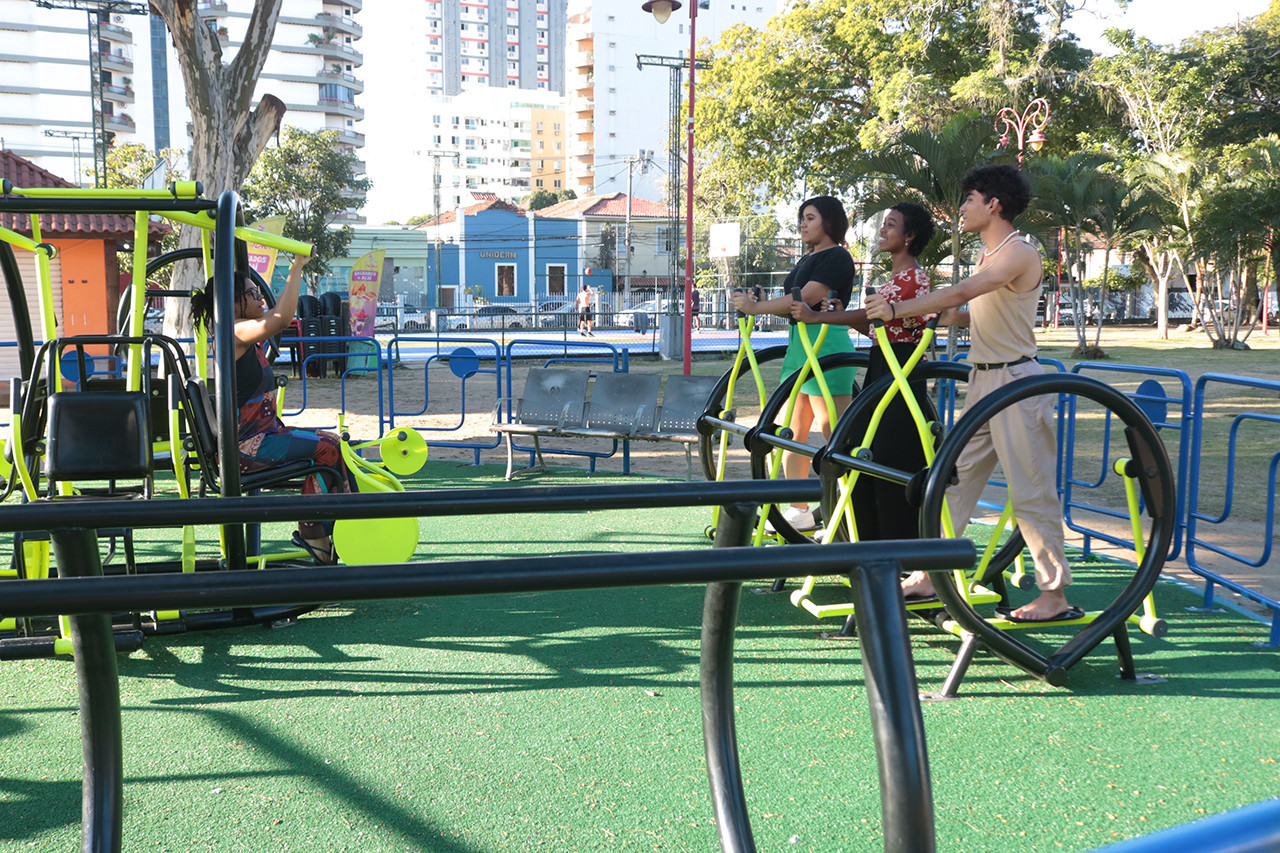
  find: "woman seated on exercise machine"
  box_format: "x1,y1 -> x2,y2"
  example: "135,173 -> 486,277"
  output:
189,253 -> 355,565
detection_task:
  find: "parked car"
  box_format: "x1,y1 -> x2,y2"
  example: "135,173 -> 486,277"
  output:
615,298 -> 669,330
142,307 -> 164,334
374,304 -> 400,332
401,306 -> 428,331
540,301 -> 615,329
442,304 -> 523,331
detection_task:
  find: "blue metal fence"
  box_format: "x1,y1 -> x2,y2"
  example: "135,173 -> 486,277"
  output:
1185,373 -> 1280,646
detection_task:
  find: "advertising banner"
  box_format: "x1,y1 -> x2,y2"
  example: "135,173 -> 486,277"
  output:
245,216 -> 287,285
349,249 -> 386,338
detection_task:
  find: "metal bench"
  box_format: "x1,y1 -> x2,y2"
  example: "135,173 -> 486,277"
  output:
491,368 -> 718,480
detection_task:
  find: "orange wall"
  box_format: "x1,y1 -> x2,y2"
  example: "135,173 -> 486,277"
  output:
53,238 -> 120,338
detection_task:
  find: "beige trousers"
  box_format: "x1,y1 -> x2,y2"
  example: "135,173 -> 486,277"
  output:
945,360 -> 1071,591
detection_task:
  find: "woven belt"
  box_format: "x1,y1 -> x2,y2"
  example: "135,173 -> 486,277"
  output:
972,355 -> 1033,371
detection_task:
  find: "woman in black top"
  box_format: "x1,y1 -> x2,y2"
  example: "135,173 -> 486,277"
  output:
731,196 -> 857,533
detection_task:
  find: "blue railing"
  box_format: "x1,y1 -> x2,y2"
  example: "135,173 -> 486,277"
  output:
1066,363 -> 1194,561
1184,373 -> 1280,646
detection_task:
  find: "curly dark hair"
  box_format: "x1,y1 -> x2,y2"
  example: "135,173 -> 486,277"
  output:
190,270 -> 254,329
798,195 -> 849,246
961,164 -> 1032,221
889,202 -> 936,257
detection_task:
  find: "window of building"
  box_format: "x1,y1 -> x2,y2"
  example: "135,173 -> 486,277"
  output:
496,264 -> 516,297
553,179 -> 561,188
553,122 -> 561,133
547,264 -> 566,295
535,178 -> 544,187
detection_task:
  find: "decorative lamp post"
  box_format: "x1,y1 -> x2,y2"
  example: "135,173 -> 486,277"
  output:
643,0 -> 696,375
994,97 -> 1050,164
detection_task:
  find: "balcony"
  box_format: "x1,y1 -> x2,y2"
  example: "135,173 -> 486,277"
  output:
319,68 -> 364,93
311,40 -> 364,66
327,128 -> 366,147
196,0 -> 228,12
100,112 -> 136,132
98,51 -> 133,73
99,22 -> 132,41
315,12 -> 362,37
333,209 -> 366,225
319,98 -> 364,120
102,83 -> 135,104
326,0 -> 362,11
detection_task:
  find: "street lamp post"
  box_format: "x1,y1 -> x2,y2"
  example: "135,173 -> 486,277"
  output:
642,0 -> 696,375
994,97 -> 1050,164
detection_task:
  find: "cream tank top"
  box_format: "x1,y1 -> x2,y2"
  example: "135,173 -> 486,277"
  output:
967,236 -> 1042,365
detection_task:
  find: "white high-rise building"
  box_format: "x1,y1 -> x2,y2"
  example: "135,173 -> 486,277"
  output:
418,86 -> 568,210
423,0 -> 568,97
0,0 -> 366,219
565,0 -> 777,202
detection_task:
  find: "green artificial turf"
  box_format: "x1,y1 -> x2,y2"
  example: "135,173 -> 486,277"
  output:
2,463 -> 1278,852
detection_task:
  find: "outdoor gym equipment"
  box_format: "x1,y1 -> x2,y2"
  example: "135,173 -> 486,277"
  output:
0,185 -> 427,657
697,280 -> 1176,694
814,321 -> 1175,694
0,477 -> 977,853
698,286 -> 867,543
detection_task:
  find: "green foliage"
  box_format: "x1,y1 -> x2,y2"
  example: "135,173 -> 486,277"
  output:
694,0 -> 1097,209
523,189 -> 558,211
103,143 -> 186,277
1084,266 -> 1147,292
1089,29 -> 1225,155
241,127 -> 372,282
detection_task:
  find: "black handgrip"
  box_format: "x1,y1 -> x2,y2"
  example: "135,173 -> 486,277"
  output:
790,286 -> 803,325
865,285 -> 885,329
827,289 -> 838,311
733,289 -> 746,319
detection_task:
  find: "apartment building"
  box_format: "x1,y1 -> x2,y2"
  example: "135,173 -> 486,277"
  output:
424,0 -> 567,97
0,0 -> 366,219
565,0 -> 777,201
418,87 -> 567,208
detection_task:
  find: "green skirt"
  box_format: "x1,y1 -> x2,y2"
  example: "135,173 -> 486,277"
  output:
780,323 -> 856,396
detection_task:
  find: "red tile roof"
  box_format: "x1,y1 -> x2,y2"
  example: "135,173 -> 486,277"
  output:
413,197 -> 527,228
534,192 -> 669,220
0,149 -> 172,241
469,191 -> 500,202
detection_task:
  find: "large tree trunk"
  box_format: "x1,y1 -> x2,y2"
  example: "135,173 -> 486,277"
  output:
150,0 -> 288,340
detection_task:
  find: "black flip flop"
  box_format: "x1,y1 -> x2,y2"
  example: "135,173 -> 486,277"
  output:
290,532 -> 338,566
993,605 -> 1086,624
903,593 -> 941,606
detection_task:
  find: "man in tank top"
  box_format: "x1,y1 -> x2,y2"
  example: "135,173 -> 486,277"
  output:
865,164 -> 1076,623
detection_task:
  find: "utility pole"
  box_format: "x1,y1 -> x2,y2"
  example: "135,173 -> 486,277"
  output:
622,148 -> 652,306
418,149 -> 460,309
635,54 -> 709,328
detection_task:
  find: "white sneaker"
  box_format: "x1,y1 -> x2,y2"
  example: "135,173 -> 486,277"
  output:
765,506 -> 818,534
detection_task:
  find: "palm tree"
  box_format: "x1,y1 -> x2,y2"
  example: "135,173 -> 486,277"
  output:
1025,152 -> 1118,352
852,114 -> 996,356
1129,152 -> 1207,337
1191,137 -> 1280,348
1080,175 -> 1165,355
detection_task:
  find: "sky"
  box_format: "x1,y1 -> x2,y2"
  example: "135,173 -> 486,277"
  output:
1066,0 -> 1272,53
356,1 -> 1275,225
